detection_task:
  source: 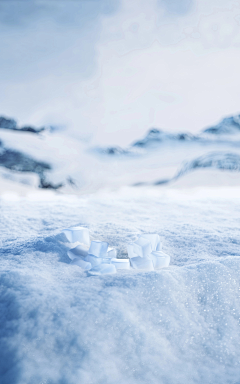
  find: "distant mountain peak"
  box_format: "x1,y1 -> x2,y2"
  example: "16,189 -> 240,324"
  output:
0,115 -> 44,134
132,128 -> 198,147
203,114 -> 240,135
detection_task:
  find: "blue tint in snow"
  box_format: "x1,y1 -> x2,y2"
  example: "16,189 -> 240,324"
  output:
0,188 -> 240,383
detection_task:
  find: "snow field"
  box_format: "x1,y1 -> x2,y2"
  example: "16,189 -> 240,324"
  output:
0,187 -> 240,383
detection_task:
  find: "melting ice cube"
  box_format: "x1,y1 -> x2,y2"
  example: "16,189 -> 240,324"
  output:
149,251 -> 170,269
86,254 -> 103,267
88,241 -> 109,258
107,248 -> 117,259
156,241 -> 163,251
127,243 -> 137,259
67,244 -> 89,260
132,237 -> 152,258
139,234 -> 160,252
111,258 -> 130,270
62,227 -> 90,245
130,256 -> 154,271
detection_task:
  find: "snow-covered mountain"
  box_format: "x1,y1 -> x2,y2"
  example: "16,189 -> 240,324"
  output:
1,113 -> 240,194
203,115 -> 240,135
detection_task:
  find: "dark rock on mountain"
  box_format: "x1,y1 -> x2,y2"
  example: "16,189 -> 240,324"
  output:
39,176 -> 63,190
203,115 -> 240,135
176,152 -> 240,179
95,146 -> 130,155
0,115 -> 45,134
0,148 -> 50,173
0,116 -> 17,130
132,128 -> 198,147
0,147 -> 62,190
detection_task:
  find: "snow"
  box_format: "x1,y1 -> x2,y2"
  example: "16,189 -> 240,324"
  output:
70,258 -> 92,270
1,115 -> 240,382
1,186 -> 240,383
88,263 -> 117,275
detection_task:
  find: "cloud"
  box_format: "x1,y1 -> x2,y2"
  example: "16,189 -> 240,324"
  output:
158,0 -> 194,15
0,0 -> 119,28
0,0 -> 240,144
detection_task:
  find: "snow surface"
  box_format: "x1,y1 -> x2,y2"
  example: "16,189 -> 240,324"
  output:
1,187 -> 240,384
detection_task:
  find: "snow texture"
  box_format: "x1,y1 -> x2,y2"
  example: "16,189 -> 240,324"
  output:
88,263 -> 116,275
0,188 -> 240,383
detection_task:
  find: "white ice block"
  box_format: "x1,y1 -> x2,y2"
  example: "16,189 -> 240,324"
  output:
127,243 -> 137,259
70,258 -> 92,270
86,254 -> 103,267
88,264 -> 116,276
140,234 -> 160,252
62,227 -> 90,245
130,256 -> 154,271
107,248 -> 117,259
111,258 -> 130,270
102,258 -> 112,264
149,251 -> 170,269
156,241 -> 163,251
88,241 -> 108,258
67,244 -> 89,260
133,237 -> 152,258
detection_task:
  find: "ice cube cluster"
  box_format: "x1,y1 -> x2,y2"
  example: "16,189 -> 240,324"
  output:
62,227 -> 170,275
127,234 -> 170,271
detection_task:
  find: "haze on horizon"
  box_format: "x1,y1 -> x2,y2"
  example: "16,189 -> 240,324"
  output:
0,0 -> 240,145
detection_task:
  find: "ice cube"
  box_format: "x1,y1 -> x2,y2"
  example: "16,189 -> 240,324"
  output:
88,241 -> 108,258
127,243 -> 137,259
130,256 -> 154,271
62,227 -> 90,245
102,258 -> 112,264
156,241 -> 163,251
88,264 -> 116,276
70,258 -> 92,270
86,254 -> 103,267
149,251 -> 170,269
67,244 -> 89,260
140,234 -> 160,251
133,237 -> 152,258
111,258 -> 130,270
107,248 -> 117,259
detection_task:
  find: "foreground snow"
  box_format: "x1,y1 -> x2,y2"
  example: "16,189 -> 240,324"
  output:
1,186 -> 240,384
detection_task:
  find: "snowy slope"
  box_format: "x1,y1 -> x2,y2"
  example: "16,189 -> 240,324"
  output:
1,187 -> 240,384
1,113 -> 240,196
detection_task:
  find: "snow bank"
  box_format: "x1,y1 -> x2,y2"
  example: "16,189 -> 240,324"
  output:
1,254 -> 240,384
1,189 -> 240,383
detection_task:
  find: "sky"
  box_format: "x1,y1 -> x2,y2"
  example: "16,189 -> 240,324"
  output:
0,0 -> 240,145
